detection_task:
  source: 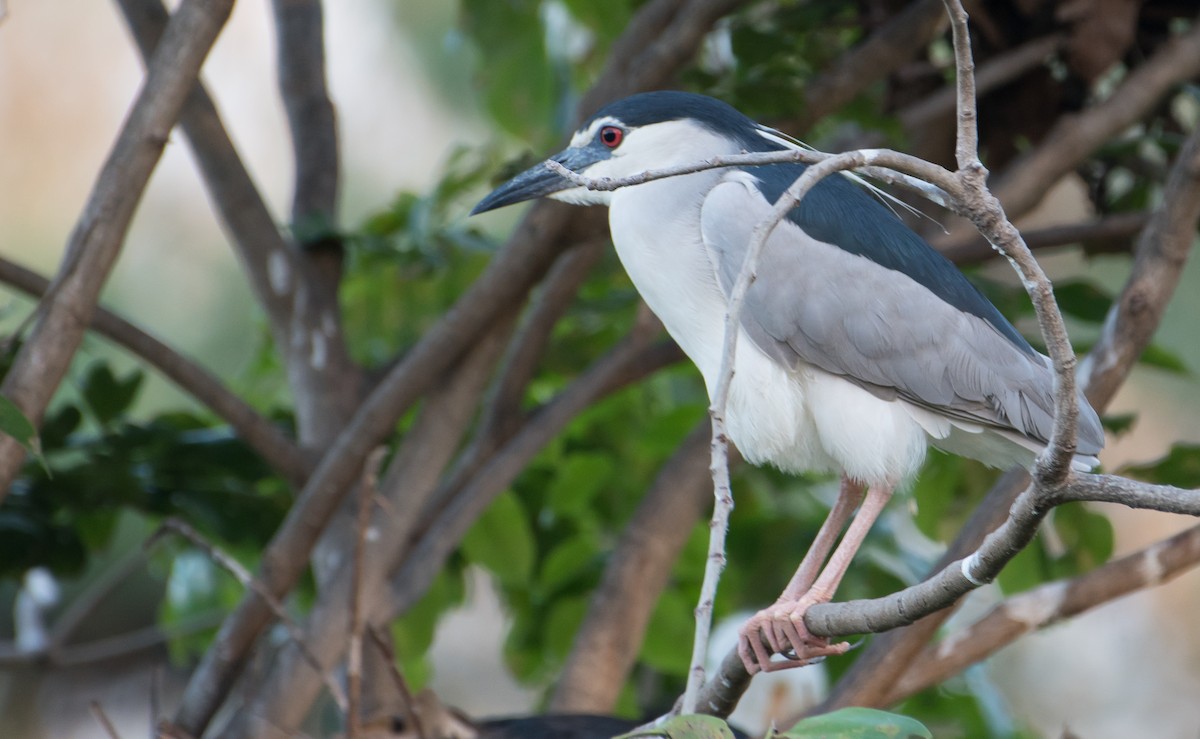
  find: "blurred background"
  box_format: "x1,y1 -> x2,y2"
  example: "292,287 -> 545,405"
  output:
1,1 -> 1199,737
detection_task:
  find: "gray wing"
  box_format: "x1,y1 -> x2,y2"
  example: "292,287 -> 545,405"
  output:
700,176 -> 1103,455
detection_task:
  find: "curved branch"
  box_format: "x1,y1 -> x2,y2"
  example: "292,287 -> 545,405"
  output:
0,257 -> 310,487
887,522 -> 1200,703
0,0 -> 234,504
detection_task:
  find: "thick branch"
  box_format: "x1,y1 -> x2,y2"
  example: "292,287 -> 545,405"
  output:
887,522 -> 1200,702
0,256 -> 310,487
0,0 -> 234,504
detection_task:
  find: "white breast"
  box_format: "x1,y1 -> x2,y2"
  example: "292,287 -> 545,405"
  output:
607,176 -> 932,488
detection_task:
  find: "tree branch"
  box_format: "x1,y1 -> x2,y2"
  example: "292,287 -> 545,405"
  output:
0,0 -> 234,504
939,212 -> 1148,266
887,522 -> 1200,703
0,256 -> 310,487
989,13 -> 1200,224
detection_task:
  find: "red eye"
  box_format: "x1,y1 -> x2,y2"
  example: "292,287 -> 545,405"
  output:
599,125 -> 624,148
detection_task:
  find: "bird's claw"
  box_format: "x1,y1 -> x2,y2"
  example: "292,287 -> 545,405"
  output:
736,599 -> 850,675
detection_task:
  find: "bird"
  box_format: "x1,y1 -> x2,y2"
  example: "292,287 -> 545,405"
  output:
471,91 -> 1105,674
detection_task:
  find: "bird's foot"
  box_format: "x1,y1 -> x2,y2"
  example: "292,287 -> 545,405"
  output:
736,596 -> 849,675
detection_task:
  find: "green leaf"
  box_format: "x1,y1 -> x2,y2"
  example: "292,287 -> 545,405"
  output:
1138,343 -> 1191,374
1053,280 -> 1112,323
639,589 -> 695,675
81,363 -> 144,425
776,707 -> 931,738
1123,444 -> 1200,488
461,491 -> 535,586
539,534 -> 600,593
1101,412 -> 1137,435
461,0 -> 556,143
546,452 -> 615,518
0,394 -> 41,462
616,714 -> 736,739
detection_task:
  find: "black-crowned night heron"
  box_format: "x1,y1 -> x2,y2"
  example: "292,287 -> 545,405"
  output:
472,91 -> 1104,674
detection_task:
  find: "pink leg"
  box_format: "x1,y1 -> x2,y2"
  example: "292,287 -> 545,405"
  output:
738,483 -> 894,674
736,477 -> 864,672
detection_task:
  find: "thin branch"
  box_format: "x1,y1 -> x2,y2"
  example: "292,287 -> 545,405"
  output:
367,626 -> 426,739
887,522 -> 1200,703
685,148 -> 885,713
148,519 -> 348,714
991,14 -> 1200,224
939,212 -> 1148,266
778,0 -> 953,133
898,34 -> 1063,131
0,0 -> 235,504
944,0 -> 979,171
552,422 -> 715,712
348,448 -> 386,738
0,256 -> 310,487
91,701 -> 123,739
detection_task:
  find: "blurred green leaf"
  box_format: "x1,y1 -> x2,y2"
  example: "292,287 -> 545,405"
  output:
1124,444 -> 1200,488
81,363 -> 144,426
461,0 -> 556,142
0,394 -> 41,463
1053,280 -> 1113,323
546,452 -> 615,518
462,491 -> 535,586
776,707 -> 931,738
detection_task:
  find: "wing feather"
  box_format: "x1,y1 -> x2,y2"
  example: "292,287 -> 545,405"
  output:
699,175 -> 1104,456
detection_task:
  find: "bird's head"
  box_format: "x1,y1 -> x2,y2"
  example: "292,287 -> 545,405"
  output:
472,91 -> 782,215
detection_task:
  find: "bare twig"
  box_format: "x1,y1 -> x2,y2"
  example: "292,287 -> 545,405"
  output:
887,522 -> 1200,702
367,626 -> 426,739
92,701 -> 123,739
0,0 -> 234,504
898,34 -> 1063,131
148,518 -> 348,713
348,448 -> 386,738
779,0 -> 954,133
0,256 -> 310,487
990,14 -> 1200,224
939,212 -> 1149,265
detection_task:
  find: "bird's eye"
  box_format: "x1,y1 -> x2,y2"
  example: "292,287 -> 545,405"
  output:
599,125 -> 624,148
